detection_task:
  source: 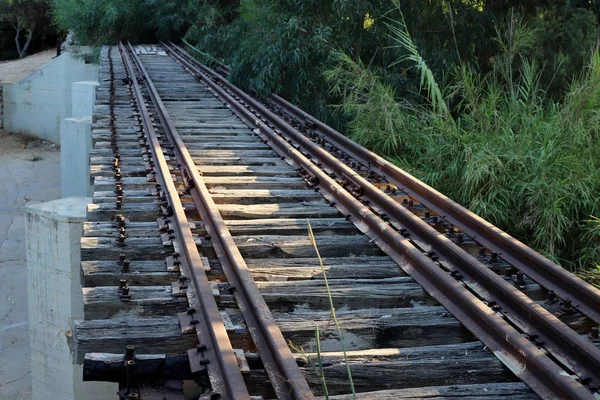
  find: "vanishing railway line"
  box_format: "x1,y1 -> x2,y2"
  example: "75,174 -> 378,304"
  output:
74,43 -> 600,399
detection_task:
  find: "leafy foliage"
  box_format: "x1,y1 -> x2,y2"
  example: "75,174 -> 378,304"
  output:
0,0 -> 52,58
326,18 -> 600,271
49,0 -> 600,275
51,0 -> 189,45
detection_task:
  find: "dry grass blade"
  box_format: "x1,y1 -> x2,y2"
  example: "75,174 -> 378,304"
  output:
307,220 -> 356,399
314,325 -> 329,398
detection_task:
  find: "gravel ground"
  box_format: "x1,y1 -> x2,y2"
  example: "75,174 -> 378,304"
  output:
0,130 -> 60,400
0,50 -> 56,84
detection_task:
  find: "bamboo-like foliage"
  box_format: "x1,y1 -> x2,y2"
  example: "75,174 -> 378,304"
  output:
326,15 -> 600,278
386,4 -> 448,116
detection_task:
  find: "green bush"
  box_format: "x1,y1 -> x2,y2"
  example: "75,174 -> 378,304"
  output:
51,0 -> 189,45
326,16 -> 600,271
49,0 -> 600,276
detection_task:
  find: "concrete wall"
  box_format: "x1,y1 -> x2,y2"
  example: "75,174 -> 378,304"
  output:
3,53 -> 98,143
61,117 -> 93,198
26,197 -> 117,400
0,84 -> 4,129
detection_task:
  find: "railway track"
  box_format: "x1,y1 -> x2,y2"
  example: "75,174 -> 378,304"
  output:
75,43 -> 600,399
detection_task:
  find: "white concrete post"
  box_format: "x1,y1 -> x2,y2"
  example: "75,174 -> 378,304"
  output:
26,197 -> 117,400
61,117 -> 93,198
72,81 -> 99,118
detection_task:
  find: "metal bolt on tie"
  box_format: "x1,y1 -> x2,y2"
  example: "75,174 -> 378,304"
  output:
561,299 -> 573,312
589,327 -> 599,342
516,271 -> 526,286
120,287 -> 131,301
546,290 -> 558,304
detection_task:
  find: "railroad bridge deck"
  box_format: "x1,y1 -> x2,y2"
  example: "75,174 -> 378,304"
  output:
73,44 -> 600,399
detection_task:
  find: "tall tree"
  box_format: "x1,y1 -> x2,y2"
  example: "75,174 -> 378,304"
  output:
0,0 -> 50,58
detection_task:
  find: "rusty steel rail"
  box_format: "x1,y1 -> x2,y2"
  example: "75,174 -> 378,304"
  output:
267,92 -> 600,323
169,40 -> 600,325
162,42 -> 600,399
119,43 -> 252,399
125,43 -> 314,400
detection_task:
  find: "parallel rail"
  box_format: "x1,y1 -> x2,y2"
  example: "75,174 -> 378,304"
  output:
172,41 -> 600,325
78,44 -> 600,400
123,42 -> 313,400
161,41 -> 600,399
119,43 -> 252,399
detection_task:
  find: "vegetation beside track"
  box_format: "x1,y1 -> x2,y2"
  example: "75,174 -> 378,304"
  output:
51,0 -> 600,277
0,0 -> 55,60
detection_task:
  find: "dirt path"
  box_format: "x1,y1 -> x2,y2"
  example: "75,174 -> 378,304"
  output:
0,49 -> 55,84
0,130 -> 60,400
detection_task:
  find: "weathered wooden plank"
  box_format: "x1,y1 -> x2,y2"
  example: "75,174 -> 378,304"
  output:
84,221 -> 163,238
83,286 -> 187,320
180,128 -> 253,135
76,305 -> 469,363
82,277 -> 428,320
94,175 -> 308,190
91,164 -> 150,177
211,218 -> 359,236
95,141 -> 152,150
195,157 -> 286,166
198,235 -> 385,259
208,189 -> 324,205
86,202 -> 176,222
95,133 -> 261,144
91,157 -> 151,166
83,218 -> 358,238
90,148 -> 153,158
83,358 -> 535,399
81,254 -> 401,284
254,277 -> 430,311
93,194 -> 165,204
83,353 -> 192,381
93,176 -> 171,191
75,317 -> 195,363
198,165 -> 297,176
81,236 -> 172,260
187,149 -> 277,159
218,202 -> 338,220
246,256 -> 405,280
179,135 -> 258,143
180,142 -> 271,150
319,382 -> 537,399
301,344 -> 518,394
276,306 -> 469,351
243,342 -> 519,397
83,234 -> 384,260
202,176 -> 308,189
81,260 -> 179,286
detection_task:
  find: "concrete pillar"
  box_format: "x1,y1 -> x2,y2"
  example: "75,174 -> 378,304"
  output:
61,117 -> 93,198
72,81 -> 99,118
26,197 -> 117,400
